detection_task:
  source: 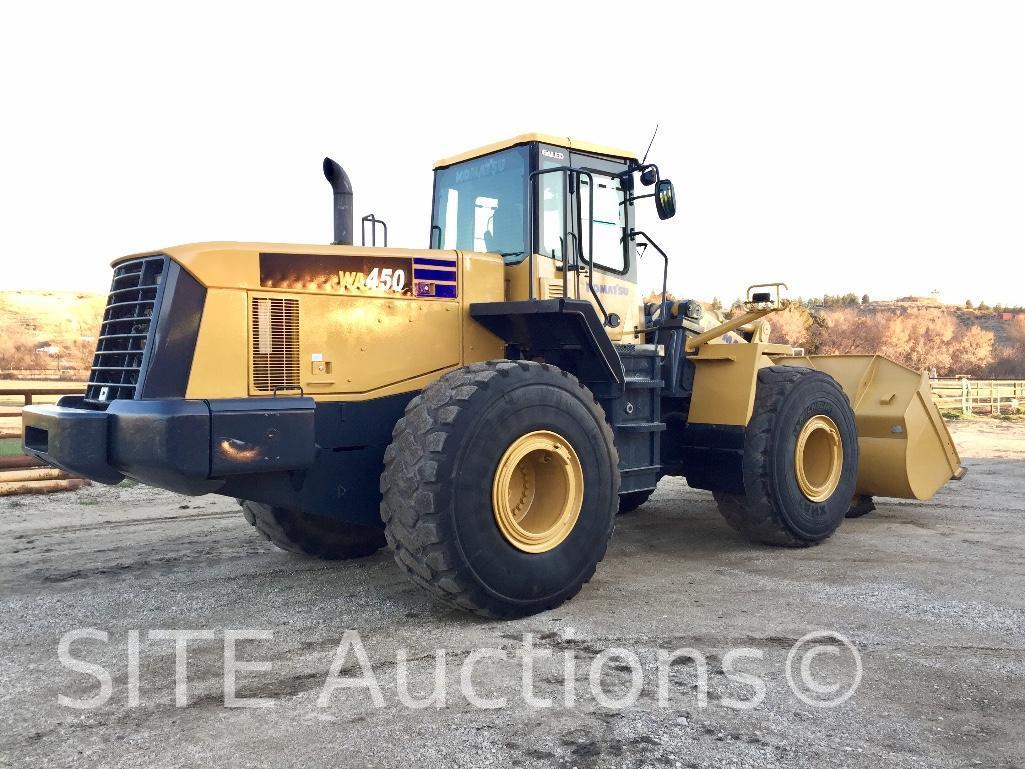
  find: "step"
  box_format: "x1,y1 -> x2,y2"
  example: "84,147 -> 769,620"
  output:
623,377 -> 663,389
613,421 -> 667,433
620,464 -> 662,476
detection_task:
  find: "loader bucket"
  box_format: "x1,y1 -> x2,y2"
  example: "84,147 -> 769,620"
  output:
776,355 -> 964,500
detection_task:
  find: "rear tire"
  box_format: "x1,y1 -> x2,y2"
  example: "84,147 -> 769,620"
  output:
618,488 -> 655,514
381,360 -> 620,618
240,501 -> 385,559
846,495 -> 876,518
713,366 -> 859,547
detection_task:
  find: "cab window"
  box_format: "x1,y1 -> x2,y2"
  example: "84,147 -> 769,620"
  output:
579,175 -> 627,273
539,158 -> 566,263
431,146 -> 527,263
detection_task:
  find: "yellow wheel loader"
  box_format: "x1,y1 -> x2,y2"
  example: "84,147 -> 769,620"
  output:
22,134 -> 964,618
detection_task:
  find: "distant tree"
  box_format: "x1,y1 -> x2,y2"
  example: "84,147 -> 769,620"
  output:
978,300 -> 990,312
768,305 -> 814,347
0,326 -> 39,372
861,294 -> 870,305
1010,315 -> 1025,349
64,337 -> 98,372
981,315 -> 1025,378
710,296 -> 723,311
994,303 -> 1004,313
811,309 -> 886,356
964,299 -> 973,309
818,293 -> 861,308
811,308 -> 995,376
949,325 -> 996,375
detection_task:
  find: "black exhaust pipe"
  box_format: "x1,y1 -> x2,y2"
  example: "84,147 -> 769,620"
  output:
323,157 -> 353,245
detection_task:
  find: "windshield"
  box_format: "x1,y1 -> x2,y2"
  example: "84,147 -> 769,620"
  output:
430,146 -> 527,262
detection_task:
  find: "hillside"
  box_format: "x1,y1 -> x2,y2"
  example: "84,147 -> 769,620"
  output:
779,298 -> 1025,378
851,298 -> 1023,350
0,291 -> 106,374
0,290 -> 105,339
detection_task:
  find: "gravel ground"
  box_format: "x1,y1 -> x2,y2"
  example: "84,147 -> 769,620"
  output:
1,419 -> 1023,769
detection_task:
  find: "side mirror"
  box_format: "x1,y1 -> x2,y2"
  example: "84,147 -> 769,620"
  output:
655,179 -> 676,220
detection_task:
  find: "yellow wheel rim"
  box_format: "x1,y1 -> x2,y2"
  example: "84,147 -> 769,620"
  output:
794,415 -> 844,502
492,430 -> 584,553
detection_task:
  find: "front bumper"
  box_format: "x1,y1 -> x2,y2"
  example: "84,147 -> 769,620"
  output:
22,396 -> 316,495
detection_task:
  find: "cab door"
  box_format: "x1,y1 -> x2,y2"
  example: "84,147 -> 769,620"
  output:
567,152 -> 640,341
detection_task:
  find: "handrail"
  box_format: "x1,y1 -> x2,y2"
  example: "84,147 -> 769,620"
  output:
627,230 -> 670,348
361,214 -> 388,247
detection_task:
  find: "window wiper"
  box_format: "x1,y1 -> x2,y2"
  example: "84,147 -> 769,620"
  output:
500,251 -> 524,258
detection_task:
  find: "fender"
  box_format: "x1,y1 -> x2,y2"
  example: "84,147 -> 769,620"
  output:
469,299 -> 626,394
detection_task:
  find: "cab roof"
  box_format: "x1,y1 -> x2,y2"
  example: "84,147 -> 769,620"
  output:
433,133 -> 637,169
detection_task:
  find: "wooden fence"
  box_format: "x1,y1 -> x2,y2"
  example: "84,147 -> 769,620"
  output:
930,378 -> 1025,416
0,384 -> 89,496
0,369 -> 90,381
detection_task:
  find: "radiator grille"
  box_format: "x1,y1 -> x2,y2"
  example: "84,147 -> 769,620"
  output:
251,297 -> 300,392
86,256 -> 166,402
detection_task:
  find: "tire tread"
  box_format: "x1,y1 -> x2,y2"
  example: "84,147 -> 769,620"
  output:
381,360 -> 619,618
240,501 -> 385,559
714,365 -> 853,547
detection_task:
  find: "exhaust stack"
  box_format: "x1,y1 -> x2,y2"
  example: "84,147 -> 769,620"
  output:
322,157 -> 353,245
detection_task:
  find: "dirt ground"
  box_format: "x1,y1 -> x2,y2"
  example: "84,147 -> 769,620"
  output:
1,419 -> 1023,769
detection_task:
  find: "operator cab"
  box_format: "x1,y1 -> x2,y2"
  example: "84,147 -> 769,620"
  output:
429,135 -> 676,336
430,134 -> 636,262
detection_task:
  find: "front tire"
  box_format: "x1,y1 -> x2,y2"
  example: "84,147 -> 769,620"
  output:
714,366 -> 859,546
381,360 -> 620,618
240,501 -> 385,559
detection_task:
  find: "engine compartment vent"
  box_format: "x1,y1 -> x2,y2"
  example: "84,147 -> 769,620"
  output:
251,297 -> 300,392
540,279 -> 565,299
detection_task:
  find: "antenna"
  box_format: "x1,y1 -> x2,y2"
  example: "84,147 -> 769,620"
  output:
640,123 -> 660,166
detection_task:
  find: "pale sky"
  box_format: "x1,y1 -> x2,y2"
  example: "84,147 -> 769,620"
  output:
2,1 -> 1023,305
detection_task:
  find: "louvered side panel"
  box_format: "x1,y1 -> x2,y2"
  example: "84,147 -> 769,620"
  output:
538,279 -> 565,299
250,297 -> 300,392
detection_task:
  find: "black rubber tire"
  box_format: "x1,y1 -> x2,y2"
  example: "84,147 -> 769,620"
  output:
240,501 -> 385,559
846,495 -> 876,518
713,365 -> 859,547
380,360 -> 620,619
618,488 -> 655,514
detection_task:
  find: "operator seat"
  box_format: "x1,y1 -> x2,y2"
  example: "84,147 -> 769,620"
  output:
484,203 -> 523,257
